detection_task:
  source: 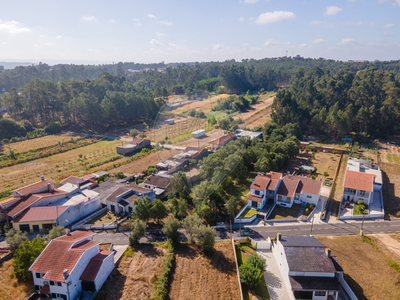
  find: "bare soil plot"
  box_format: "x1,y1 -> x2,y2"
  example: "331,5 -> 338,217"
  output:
328,156 -> 348,217
0,259 -> 34,300
104,148 -> 180,176
1,134 -> 82,154
308,152 -> 341,181
247,113 -> 272,129
316,235 -> 400,300
169,242 -> 241,300
380,161 -> 400,218
169,94 -> 230,115
281,152 -> 311,175
378,142 -> 400,163
94,245 -> 168,300
0,139 -> 122,193
172,128 -> 227,148
235,96 -> 275,125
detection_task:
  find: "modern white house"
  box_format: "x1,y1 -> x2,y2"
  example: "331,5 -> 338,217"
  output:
247,172 -> 283,209
29,230 -> 114,300
275,175 -> 322,208
272,234 -> 356,300
192,129 -> 206,138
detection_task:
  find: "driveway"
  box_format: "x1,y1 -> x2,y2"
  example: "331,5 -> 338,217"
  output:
257,250 -> 291,300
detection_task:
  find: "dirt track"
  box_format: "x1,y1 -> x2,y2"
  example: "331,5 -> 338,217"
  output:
169,242 -> 241,300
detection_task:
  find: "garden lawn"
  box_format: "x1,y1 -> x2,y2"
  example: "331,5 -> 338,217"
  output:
354,204 -> 369,215
235,244 -> 270,300
239,208 -> 258,219
268,203 -> 302,220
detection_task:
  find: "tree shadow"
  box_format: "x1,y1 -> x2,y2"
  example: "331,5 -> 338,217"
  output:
343,273 -> 367,300
264,270 -> 283,300
94,268 -> 127,300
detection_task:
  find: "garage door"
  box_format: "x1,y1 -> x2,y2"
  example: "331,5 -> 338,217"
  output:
19,224 -> 30,232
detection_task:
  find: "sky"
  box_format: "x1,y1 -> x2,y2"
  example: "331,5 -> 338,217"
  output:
1,0 -> 400,65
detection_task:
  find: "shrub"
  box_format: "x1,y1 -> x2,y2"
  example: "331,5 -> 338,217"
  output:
323,172 -> 329,177
128,220 -> 147,246
150,199 -> 169,224
130,128 -> 139,138
358,200 -> 365,206
247,253 -> 267,272
311,175 -> 316,180
44,121 -> 62,134
162,217 -> 180,245
5,230 -> 28,252
152,248 -> 175,299
239,263 -> 263,289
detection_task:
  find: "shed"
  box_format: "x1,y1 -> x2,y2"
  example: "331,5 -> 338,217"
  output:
165,119 -> 175,125
192,129 -> 206,138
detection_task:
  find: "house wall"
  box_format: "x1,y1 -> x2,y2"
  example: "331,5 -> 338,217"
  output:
31,194 -> 69,207
32,275 -> 69,298
300,192 -> 320,205
275,195 -> 294,208
58,197 -> 101,227
289,271 -> 335,277
251,188 -> 264,198
13,220 -> 55,232
342,188 -> 372,204
272,240 -> 295,300
94,253 -> 115,291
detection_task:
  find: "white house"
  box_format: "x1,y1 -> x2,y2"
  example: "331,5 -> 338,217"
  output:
29,230 -> 114,300
272,234 -> 355,300
247,172 -> 283,209
209,133 -> 235,150
275,175 -> 322,208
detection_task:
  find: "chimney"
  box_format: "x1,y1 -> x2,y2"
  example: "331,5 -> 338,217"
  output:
63,269 -> 69,280
47,183 -> 51,193
76,181 -> 80,190
66,229 -> 71,236
277,233 -> 281,241
41,176 -> 45,181
325,248 -> 331,257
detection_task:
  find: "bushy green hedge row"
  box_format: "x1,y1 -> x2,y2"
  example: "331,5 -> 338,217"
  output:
88,154 -> 123,169
151,248 -> 175,300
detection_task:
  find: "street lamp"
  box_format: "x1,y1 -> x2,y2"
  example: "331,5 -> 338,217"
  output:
310,214 -> 315,236
360,207 -> 366,236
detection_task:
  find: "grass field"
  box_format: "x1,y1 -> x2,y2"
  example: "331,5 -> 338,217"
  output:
316,235 -> 400,300
235,244 -> 270,300
95,244 -> 168,300
0,259 -> 34,300
169,242 -> 241,300
309,152 -> 341,181
239,207 -> 258,219
0,139 -> 124,193
268,203 -> 302,220
0,134 -> 82,154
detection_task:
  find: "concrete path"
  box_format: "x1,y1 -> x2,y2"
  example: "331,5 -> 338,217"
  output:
257,250 -> 291,300
113,245 -> 128,264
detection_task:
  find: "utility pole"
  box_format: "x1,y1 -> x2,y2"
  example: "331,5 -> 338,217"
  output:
310,214 -> 315,236
239,217 -> 242,237
360,209 -> 366,236
230,219 -> 232,240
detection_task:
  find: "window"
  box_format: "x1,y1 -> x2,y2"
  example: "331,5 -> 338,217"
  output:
287,197 -> 291,202
57,282 -> 62,286
255,190 -> 260,195
61,295 -> 67,300
51,294 -> 56,299
35,285 -> 40,291
315,291 -> 326,296
295,193 -> 300,199
278,195 -> 282,200
35,273 -> 41,278
50,281 -> 55,286
307,195 -> 312,198
360,190 -> 366,196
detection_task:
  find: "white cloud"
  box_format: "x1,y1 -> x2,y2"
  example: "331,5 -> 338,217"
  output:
56,35 -> 63,39
150,39 -> 163,46
325,6 -> 342,15
0,20 -> 31,34
310,20 -> 335,28
241,0 -> 260,3
299,43 -> 309,48
109,19 -> 117,23
239,17 -> 244,22
383,23 -> 395,28
311,38 -> 327,44
148,14 -> 157,19
82,15 -> 97,21
338,38 -> 356,45
213,44 -> 224,50
255,11 -> 296,24
310,20 -> 325,25
156,32 -> 165,37
157,20 -> 173,26
133,19 -> 142,26
263,39 -> 278,46
379,0 -> 400,6
343,21 -> 363,26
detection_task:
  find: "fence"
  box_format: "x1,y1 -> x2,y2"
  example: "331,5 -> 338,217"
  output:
338,273 -> 359,300
231,239 -> 244,300
234,205 -> 259,223
0,248 -> 12,263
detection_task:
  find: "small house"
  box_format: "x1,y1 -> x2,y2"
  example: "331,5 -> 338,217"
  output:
192,129 -> 205,138
116,138 -> 151,155
209,133 -> 235,150
165,119 -> 175,125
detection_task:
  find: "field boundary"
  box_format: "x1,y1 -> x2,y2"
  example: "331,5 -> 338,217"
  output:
232,239 -> 245,300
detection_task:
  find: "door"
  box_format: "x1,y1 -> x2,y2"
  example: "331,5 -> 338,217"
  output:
19,224 -> 30,232
81,280 -> 96,292
110,204 -> 115,212
252,201 -> 258,208
32,225 -> 40,232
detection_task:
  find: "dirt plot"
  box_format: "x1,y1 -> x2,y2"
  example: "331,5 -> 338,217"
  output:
0,259 -> 34,300
173,128 -> 227,148
169,242 -> 241,300
168,94 -> 230,115
309,152 -> 341,181
235,96 -> 274,125
105,148 -> 180,176
0,133 -> 82,154
0,139 -> 122,193
380,161 -> 400,218
378,142 -> 400,163
328,156 -> 348,218
281,152 -> 311,175
317,235 -> 400,300
95,245 -> 167,300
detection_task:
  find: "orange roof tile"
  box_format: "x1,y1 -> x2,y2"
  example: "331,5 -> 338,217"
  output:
13,206 -> 67,223
344,170 -> 375,192
247,193 -> 263,202
71,240 -> 100,251
56,231 -> 95,242
277,177 -> 300,197
267,178 -> 280,191
251,176 -> 270,190
211,133 -> 235,145
79,251 -> 114,282
270,171 -> 283,179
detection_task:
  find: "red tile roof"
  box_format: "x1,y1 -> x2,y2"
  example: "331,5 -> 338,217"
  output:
277,176 -> 321,197
14,179 -> 55,196
30,231 -> 97,282
60,176 -> 87,186
79,250 -> 114,282
344,170 -> 375,192
0,197 -> 20,208
71,240 -> 100,251
6,189 -> 67,218
270,171 -> 283,179
267,178 -> 281,191
277,177 -> 300,197
251,176 -> 270,190
247,193 -> 263,202
130,138 -> 150,146
211,133 -> 235,145
292,176 -> 322,195
13,206 -> 67,223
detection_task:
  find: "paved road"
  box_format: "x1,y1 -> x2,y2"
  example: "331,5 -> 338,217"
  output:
92,219 -> 400,245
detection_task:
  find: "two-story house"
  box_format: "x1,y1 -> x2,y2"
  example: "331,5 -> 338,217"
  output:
105,184 -> 156,214
247,172 -> 283,209
275,175 -> 322,208
272,234 -> 354,300
29,230 -> 114,300
342,170 -> 375,204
